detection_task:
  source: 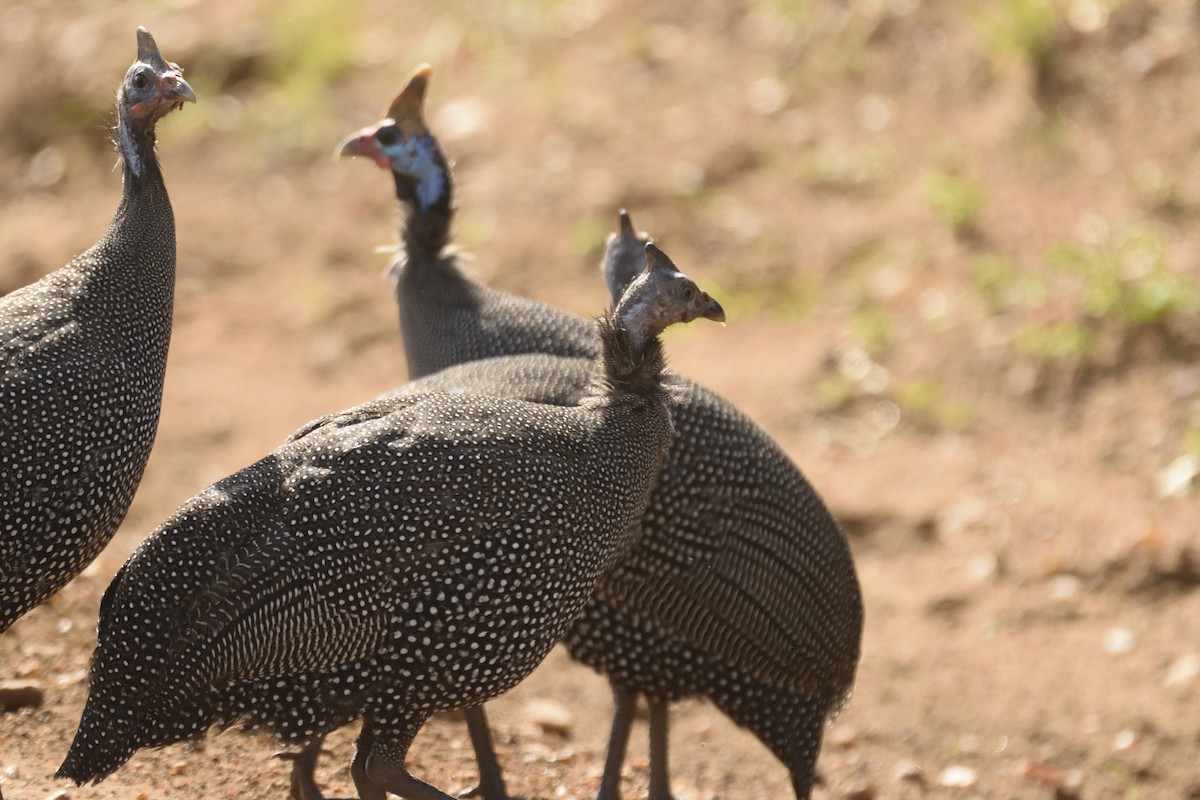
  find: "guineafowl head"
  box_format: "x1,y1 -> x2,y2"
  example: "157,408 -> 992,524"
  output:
114,27 -> 194,180
336,64 -> 452,214
616,243 -> 725,354
120,28 -> 195,121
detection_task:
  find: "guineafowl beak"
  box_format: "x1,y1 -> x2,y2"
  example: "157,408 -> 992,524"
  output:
158,72 -> 196,109
699,294 -> 726,324
336,127 -> 391,170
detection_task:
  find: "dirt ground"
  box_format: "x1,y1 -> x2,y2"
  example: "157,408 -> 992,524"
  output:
2,1 -> 1199,798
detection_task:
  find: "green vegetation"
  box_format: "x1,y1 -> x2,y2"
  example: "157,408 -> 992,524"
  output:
566,215 -> 611,259
973,220 -> 1199,376
1015,320 -> 1096,367
1048,220 -> 1197,330
1185,412 -> 1200,457
896,377 -> 977,432
850,303 -> 895,358
971,252 -> 1045,314
1129,161 -> 1194,218
922,171 -> 985,237
269,0 -> 358,102
978,0 -> 1061,100
750,0 -> 813,39
805,142 -> 896,194
815,370 -> 859,413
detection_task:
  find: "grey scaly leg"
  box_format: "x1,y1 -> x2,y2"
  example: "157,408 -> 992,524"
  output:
647,700 -> 675,800
356,711 -> 456,800
595,685 -> 637,800
350,740 -> 387,800
461,706 -> 514,800
281,737 -> 326,800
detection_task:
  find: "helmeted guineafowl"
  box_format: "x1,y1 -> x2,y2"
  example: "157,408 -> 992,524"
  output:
336,64 -> 596,381
0,28 -> 195,634
337,69 -> 862,800
56,245 -> 725,800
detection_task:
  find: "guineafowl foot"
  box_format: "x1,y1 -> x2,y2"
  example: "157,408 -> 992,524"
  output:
361,754 -> 456,800
350,747 -> 388,800
355,711 -> 453,800
278,739 -> 358,800
277,740 -> 325,800
457,783 -> 523,800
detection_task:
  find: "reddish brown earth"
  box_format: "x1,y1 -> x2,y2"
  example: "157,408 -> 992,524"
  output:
1,2 -> 1198,799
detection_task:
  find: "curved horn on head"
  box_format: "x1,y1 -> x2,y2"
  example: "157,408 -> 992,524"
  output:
386,64 -> 432,136
135,27 -> 169,71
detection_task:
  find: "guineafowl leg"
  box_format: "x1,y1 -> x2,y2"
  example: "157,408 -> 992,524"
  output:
595,685 -> 637,800
281,736 -> 326,800
349,724 -> 388,800
647,700 -> 676,800
460,705 -> 515,800
356,710 -> 455,800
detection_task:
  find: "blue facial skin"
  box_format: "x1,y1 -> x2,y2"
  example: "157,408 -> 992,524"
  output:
378,131 -> 445,212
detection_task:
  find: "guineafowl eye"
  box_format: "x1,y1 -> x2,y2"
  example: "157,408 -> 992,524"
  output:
375,126 -> 401,147
681,285 -> 694,301
132,71 -> 149,90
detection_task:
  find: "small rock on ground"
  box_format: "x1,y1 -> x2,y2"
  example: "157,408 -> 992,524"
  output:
0,680 -> 44,712
523,699 -> 573,737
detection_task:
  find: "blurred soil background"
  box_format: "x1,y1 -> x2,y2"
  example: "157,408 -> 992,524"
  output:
1,0 -> 1199,798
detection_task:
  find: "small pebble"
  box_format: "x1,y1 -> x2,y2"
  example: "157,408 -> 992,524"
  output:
966,552 -> 999,582
842,781 -> 876,800
1016,758 -> 1065,787
1164,653 -> 1200,688
892,758 -> 924,783
856,95 -> 893,132
0,679 -> 44,711
938,765 -> 977,788
956,733 -> 981,754
170,761 -> 188,775
747,76 -> 788,116
1111,729 -> 1137,752
55,670 -> 87,687
16,660 -> 44,679
829,726 -> 859,748
44,791 -> 70,800
1157,454 -> 1199,498
523,699 -> 573,737
1103,627 -> 1136,655
1048,574 -> 1082,600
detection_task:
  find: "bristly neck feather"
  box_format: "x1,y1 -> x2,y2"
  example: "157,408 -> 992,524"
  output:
594,311 -> 668,403
115,101 -> 164,191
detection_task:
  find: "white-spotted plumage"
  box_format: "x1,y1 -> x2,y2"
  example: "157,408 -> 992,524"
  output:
372,209 -> 861,800
338,68 -> 861,799
57,247 -> 723,800
0,28 -> 194,634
